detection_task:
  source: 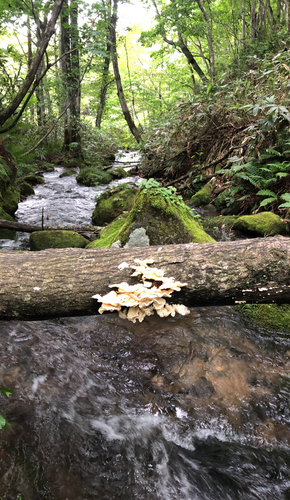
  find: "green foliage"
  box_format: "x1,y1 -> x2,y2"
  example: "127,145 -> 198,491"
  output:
0,386 -> 14,431
140,179 -> 187,207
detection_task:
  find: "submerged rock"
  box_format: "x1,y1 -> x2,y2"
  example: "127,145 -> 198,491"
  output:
232,212 -> 287,236
30,230 -> 88,251
92,183 -> 138,226
23,174 -> 45,186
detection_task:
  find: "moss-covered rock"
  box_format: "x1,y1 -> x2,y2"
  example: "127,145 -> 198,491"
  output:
30,230 -> 89,251
202,215 -> 237,240
107,166 -> 128,179
117,188 -> 215,247
19,181 -> 35,197
190,182 -> 213,207
23,174 -> 45,186
86,214 -> 128,249
232,212 -> 286,236
0,207 -> 16,240
76,167 -> 112,187
1,185 -> 20,215
59,169 -> 78,178
92,183 -> 138,226
236,304 -> 290,333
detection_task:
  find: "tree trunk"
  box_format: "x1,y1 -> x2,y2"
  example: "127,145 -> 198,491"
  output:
109,0 -> 142,143
0,219 -> 101,234
0,0 -> 64,128
95,38 -> 111,128
195,0 -> 215,82
1,238 -> 290,320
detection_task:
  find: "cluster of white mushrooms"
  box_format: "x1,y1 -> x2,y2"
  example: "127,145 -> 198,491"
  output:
92,258 -> 190,323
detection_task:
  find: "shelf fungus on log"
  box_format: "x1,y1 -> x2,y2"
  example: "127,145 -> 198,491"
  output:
92,258 -> 190,323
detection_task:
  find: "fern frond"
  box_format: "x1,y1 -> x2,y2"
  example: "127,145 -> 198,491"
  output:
257,189 -> 277,197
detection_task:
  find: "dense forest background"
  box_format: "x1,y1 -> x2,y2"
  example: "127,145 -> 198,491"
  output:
1,0 -> 290,213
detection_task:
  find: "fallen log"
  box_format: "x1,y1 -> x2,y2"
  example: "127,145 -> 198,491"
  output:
0,238 -> 290,320
0,219 -> 101,234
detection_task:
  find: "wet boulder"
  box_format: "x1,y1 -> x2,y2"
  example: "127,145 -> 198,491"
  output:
1,185 -> 20,216
59,169 -> 78,178
106,166 -> 128,179
19,181 -> 35,198
76,166 -> 112,187
23,174 -> 45,186
30,230 -> 88,251
232,212 -> 287,236
92,183 -> 138,226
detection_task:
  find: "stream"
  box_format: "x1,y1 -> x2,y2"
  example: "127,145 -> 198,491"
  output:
1,161 -> 290,499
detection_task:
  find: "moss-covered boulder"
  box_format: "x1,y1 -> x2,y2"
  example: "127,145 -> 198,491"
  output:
202,215 -> 237,240
19,181 -> 35,198
92,183 -> 138,226
236,304 -> 290,333
86,214 -> 128,249
232,212 -> 287,236
23,174 -> 44,186
59,169 -> 78,178
0,157 -> 16,200
30,230 -> 89,251
0,207 -> 16,240
98,187 -> 214,248
1,185 -> 20,216
190,182 -> 213,207
76,167 -> 112,187
107,166 -> 128,179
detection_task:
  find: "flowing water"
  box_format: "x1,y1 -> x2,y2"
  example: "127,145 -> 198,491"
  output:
1,161 -> 290,499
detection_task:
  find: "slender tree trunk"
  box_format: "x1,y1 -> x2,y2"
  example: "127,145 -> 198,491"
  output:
109,0 -> 142,143
177,34 -> 208,83
96,38 -> 111,128
195,0 -> 215,82
60,0 -> 71,149
1,239 -> 290,320
250,0 -> 257,39
0,0 -> 64,128
277,0 -> 281,21
242,1 -> 246,43
27,18 -> 35,122
35,58 -> 46,126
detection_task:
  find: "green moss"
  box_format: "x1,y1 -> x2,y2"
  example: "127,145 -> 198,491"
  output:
190,183 -> 213,207
236,304 -> 290,333
92,183 -> 138,226
107,166 -> 128,179
232,212 -> 286,236
76,167 -> 112,187
59,169 -> 78,178
0,157 -> 15,197
19,181 -> 35,197
202,215 -> 236,240
0,207 -> 16,239
118,189 -> 215,246
30,230 -> 89,251
1,185 -> 20,215
86,214 -> 128,249
23,174 -> 44,186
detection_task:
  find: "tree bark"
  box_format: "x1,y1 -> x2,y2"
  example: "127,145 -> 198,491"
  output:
1,238 -> 290,320
109,0 -> 143,143
95,38 -> 111,128
0,219 -> 101,234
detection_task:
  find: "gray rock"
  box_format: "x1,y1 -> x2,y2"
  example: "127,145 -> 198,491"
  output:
124,227 -> 150,248
110,240 -> 122,248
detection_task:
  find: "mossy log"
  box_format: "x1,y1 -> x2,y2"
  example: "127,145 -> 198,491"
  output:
1,238 -> 290,320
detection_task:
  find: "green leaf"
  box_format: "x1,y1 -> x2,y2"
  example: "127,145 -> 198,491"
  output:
280,193 -> 290,202
278,202 -> 290,208
276,172 -> 288,178
0,387 -> 15,398
256,190 -> 277,198
259,197 -> 276,207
